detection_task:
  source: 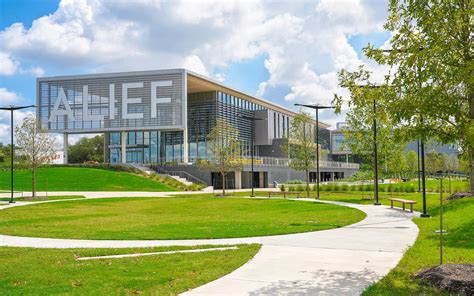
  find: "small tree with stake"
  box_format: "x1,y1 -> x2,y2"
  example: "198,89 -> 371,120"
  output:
15,114 -> 57,199
282,112 -> 316,198
199,118 -> 242,196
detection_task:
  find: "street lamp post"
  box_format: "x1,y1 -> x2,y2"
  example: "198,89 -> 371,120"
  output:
0,105 -> 36,203
353,84 -> 381,205
381,47 -> 429,217
372,98 -> 381,205
240,114 -> 266,197
294,103 -> 335,199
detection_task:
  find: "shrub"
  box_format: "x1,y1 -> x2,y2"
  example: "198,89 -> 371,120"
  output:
280,184 -> 286,192
357,184 -> 365,191
287,180 -> 304,184
340,184 -> 349,191
363,184 -> 372,192
297,184 -> 306,192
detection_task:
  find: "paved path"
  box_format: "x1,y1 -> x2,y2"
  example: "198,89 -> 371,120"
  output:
0,195 -> 419,295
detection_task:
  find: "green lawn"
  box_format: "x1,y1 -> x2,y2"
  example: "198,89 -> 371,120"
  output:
0,195 -> 85,202
0,244 -> 260,295
0,196 -> 365,240
0,167 -> 177,191
363,197 -> 474,295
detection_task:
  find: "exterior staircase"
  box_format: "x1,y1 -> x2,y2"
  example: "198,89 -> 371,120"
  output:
127,163 -> 193,186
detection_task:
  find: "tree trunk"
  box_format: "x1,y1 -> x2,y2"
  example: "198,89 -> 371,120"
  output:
306,169 -> 310,198
222,172 -> 226,196
469,82 -> 474,194
32,166 -> 36,199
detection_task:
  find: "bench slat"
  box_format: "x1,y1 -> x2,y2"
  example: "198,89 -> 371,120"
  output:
389,198 -> 417,204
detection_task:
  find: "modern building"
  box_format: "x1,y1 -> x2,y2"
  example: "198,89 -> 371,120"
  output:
37,69 -> 359,188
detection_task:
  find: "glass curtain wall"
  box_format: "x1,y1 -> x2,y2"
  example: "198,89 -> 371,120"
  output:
187,91 -> 267,163
108,131 -> 183,164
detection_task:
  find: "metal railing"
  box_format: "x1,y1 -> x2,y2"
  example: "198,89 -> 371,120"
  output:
150,164 -> 206,185
245,156 -> 359,169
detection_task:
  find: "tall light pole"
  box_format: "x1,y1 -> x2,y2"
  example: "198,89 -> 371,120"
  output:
372,97 -> 381,205
0,105 -> 36,203
240,114 -> 266,197
381,47 -> 429,217
294,103 -> 335,199
353,84 -> 381,205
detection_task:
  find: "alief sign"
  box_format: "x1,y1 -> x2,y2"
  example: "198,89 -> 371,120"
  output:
37,69 -> 185,133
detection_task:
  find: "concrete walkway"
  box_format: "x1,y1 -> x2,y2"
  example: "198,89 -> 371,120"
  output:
0,195 -> 419,295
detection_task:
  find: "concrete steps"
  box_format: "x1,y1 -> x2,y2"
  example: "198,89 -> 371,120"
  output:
127,164 -> 194,186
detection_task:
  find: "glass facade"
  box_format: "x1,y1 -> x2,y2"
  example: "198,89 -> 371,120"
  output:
106,90 -> 332,164
108,130 -> 183,164
331,132 -> 348,152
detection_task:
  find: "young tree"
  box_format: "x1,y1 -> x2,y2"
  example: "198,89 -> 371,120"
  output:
198,118 -> 242,196
405,151 -> 418,178
15,114 -> 57,198
387,148 -> 407,179
282,112 -> 316,197
425,150 -> 443,175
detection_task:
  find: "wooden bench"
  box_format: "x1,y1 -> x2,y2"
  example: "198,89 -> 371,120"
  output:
389,198 -> 417,213
268,191 -> 301,198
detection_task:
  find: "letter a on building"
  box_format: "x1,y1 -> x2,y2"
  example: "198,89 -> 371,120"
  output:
49,87 -> 75,122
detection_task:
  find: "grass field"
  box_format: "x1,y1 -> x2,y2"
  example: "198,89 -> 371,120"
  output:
0,196 -> 365,240
0,167 -> 177,192
0,244 -> 260,295
0,195 -> 85,202
363,197 -> 474,295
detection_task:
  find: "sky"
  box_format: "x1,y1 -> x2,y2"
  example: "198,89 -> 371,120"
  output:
0,0 -> 392,144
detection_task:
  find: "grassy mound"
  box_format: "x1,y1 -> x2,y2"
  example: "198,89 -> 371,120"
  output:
0,167 -> 177,192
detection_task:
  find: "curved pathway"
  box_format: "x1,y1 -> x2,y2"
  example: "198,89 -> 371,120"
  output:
0,195 -> 419,295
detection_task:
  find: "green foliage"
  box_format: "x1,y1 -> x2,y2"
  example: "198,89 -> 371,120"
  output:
287,180 -> 304,184
282,112 -> 316,197
68,135 -> 104,163
337,0 -> 473,192
404,151 -> 418,178
296,184 -> 305,192
279,184 -> 286,192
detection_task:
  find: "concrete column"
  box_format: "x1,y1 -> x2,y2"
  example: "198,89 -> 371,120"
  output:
183,128 -> 189,164
331,172 -> 335,182
259,172 -> 265,188
121,131 -> 127,163
235,171 -> 242,189
63,133 -> 68,164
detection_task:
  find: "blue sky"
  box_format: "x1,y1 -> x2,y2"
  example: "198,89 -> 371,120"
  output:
0,0 -> 392,143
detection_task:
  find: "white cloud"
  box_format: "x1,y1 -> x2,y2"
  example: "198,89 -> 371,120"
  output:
0,88 -> 20,104
0,52 -> 19,75
256,82 -> 267,97
182,55 -> 208,75
0,0 -> 391,128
